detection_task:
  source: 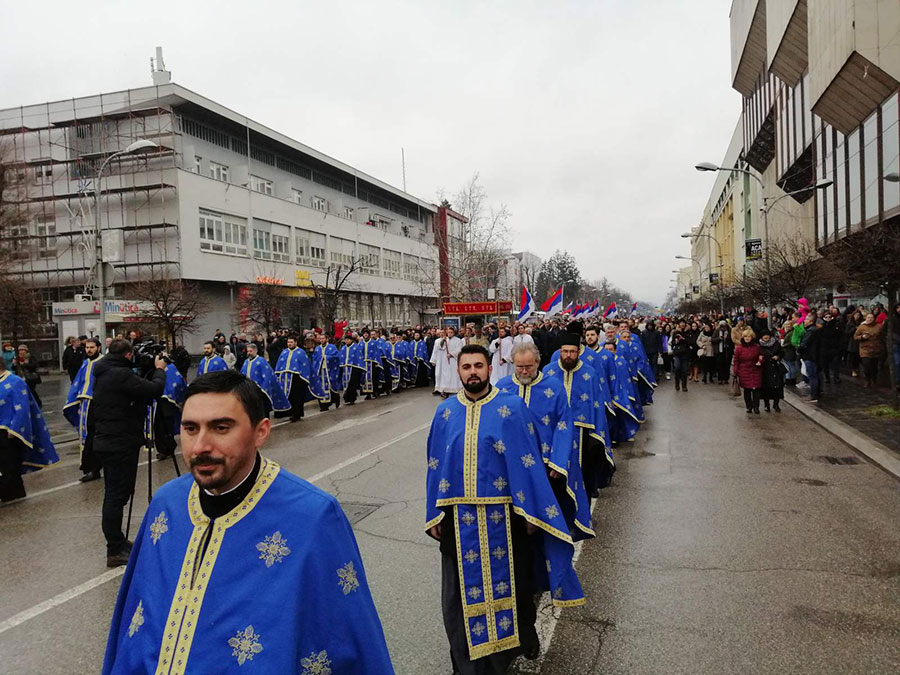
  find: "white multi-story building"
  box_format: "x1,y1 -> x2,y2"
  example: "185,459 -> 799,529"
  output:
0,65 -> 439,358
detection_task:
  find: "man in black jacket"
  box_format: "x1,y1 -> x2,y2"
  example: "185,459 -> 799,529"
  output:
62,336 -> 86,382
92,338 -> 167,566
640,321 -> 663,380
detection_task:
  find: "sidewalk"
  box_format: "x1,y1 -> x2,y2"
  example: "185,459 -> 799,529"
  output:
786,368 -> 900,477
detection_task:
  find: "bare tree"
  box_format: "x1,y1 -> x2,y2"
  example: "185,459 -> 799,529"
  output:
238,283 -> 291,338
313,258 -> 365,330
131,272 -> 210,348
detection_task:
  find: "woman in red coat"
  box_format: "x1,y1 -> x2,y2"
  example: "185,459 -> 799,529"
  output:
733,329 -> 764,414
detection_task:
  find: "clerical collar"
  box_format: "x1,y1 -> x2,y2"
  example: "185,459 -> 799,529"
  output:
198,453 -> 261,519
463,384 -> 492,403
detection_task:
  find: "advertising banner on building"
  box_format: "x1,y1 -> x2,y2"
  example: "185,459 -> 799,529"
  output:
709,273 -> 720,284
745,238 -> 763,260
442,301 -> 513,315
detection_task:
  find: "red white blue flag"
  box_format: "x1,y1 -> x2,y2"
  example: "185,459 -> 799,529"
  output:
517,286 -> 536,322
541,287 -> 564,317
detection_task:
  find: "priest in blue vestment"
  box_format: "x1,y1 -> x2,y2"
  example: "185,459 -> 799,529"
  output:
619,328 -> 657,405
495,342 -> 593,541
426,344 -> 584,673
0,357 -> 58,501
144,363 -> 187,458
603,341 -> 642,443
340,334 -> 365,405
275,336 -> 311,422
104,370 -> 393,674
548,324 -> 614,418
543,334 -> 615,494
63,337 -> 104,481
360,330 -> 383,399
241,343 -> 290,416
197,341 -> 229,377
412,332 -> 430,387
309,333 -> 342,411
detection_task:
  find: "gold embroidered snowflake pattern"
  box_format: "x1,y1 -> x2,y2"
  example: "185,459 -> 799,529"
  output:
336,561 -> 359,594
547,369 -> 556,376
499,616 -> 513,632
577,414 -> 586,422
493,440 -> 506,454
149,511 -> 169,545
427,456 -> 439,470
556,420 -> 567,431
495,581 -> 510,595
545,505 -> 560,519
438,479 -> 451,493
573,440 -> 578,450
580,393 -> 589,402
471,621 -> 486,637
464,549 -> 479,564
128,600 -> 144,638
489,509 -> 504,525
527,422 -> 535,435
461,511 -> 476,526
541,415 -> 551,426
543,387 -> 555,398
497,405 -> 512,419
300,650 -> 332,675
594,401 -> 600,408
553,587 -> 564,599
521,453 -> 536,468
442,408 -> 451,421
467,586 -> 483,600
491,546 -> 507,560
541,442 -> 551,455
586,354 -> 595,362
256,531 -> 291,567
610,374 -> 616,381
492,476 -> 508,491
582,373 -> 591,381
516,490 -> 526,503
228,625 -> 264,666
546,560 -> 552,572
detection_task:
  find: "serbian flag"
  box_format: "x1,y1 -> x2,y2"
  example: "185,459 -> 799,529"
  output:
571,303 -> 583,318
587,299 -> 599,317
517,285 -> 536,322
629,301 -> 638,316
542,287 -> 564,317
561,301 -> 574,316
603,302 -> 617,318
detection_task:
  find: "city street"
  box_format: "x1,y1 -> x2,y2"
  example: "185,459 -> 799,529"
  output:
1,383 -> 898,674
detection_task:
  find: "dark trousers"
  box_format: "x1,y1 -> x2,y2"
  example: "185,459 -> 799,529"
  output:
27,381 -> 41,408
742,387 -> 760,412
861,357 -> 880,385
824,354 -> 842,383
319,391 -> 341,411
716,352 -> 731,382
673,356 -> 689,390
379,359 -> 393,395
288,377 -> 308,420
99,445 -> 141,555
344,368 -> 362,403
700,355 -> 715,382
646,352 -> 659,380
0,434 -> 26,502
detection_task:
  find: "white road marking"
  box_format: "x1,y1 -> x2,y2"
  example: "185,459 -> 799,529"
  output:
0,568 -> 125,636
313,402 -> 414,437
0,422 -> 430,633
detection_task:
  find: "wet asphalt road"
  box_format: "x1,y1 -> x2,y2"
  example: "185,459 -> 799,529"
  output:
1,380 -> 898,674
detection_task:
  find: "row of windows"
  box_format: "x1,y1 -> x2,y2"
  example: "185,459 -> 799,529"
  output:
198,209 -> 432,280
1,217 -> 59,260
815,92 -> 900,245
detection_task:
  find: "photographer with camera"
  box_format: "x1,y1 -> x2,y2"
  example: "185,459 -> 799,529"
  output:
91,338 -> 167,567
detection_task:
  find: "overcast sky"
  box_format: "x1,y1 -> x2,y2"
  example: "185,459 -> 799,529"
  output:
1,0 -> 741,304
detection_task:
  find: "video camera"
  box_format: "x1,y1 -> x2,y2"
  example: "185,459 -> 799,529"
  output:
133,340 -> 171,377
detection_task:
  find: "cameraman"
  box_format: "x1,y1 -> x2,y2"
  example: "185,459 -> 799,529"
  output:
91,338 -> 167,567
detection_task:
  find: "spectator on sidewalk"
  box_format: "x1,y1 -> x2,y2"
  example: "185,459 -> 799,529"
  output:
712,320 -> 733,385
854,313 -> 885,388
845,309 -> 863,377
222,345 -> 237,370
798,316 -> 824,403
62,336 -> 86,383
820,311 -> 843,385
734,329 -> 764,414
893,303 -> 900,391
696,324 -> 715,384
759,329 -> 785,412
781,319 -> 798,385
670,331 -> 691,392
640,321 -> 663,380
1,342 -> 14,370
14,345 -> 42,408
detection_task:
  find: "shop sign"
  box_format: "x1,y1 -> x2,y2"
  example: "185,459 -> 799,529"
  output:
442,301 -> 513,315
256,276 -> 284,285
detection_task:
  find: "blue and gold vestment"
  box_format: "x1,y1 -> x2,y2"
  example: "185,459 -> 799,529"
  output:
361,339 -> 382,394
196,355 -> 228,376
495,372 -> 593,540
608,352 -> 642,442
425,389 -> 584,660
274,347 -> 311,401
103,458 -> 394,674
242,356 -> 291,413
0,370 -> 58,471
63,355 -> 101,458
541,360 -> 612,462
340,342 -> 365,390
549,345 -> 614,415
309,344 -> 341,401
144,365 -> 187,449
616,338 -> 648,417
620,337 -> 656,405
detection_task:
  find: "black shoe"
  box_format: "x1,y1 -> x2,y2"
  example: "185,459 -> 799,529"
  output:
773,402 -> 781,412
675,383 -> 680,391
754,409 -> 760,414
764,404 -> 770,412
746,409 -> 752,414
682,386 -> 687,392
106,540 -> 134,568
79,470 -> 101,483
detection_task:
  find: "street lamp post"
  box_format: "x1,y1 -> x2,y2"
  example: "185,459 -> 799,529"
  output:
682,232 -> 725,315
695,162 -> 832,328
94,139 -> 158,337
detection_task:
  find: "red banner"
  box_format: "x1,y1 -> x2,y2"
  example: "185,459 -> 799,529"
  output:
443,301 -> 513,315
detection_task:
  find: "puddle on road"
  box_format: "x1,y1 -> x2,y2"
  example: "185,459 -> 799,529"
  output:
792,478 -> 828,486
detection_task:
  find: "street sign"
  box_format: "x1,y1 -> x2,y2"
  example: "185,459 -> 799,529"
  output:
709,273 -> 720,284
692,285 -> 700,294
745,238 -> 763,260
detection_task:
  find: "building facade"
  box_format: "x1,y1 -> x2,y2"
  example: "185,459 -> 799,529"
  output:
0,72 -> 440,358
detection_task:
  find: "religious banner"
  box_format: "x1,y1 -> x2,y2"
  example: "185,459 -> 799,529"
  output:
442,301 -> 513,315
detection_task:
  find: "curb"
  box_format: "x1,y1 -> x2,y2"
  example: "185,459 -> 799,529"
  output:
783,390 -> 900,480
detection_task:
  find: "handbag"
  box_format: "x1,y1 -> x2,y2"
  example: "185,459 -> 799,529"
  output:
730,375 -> 741,397
657,354 -> 664,365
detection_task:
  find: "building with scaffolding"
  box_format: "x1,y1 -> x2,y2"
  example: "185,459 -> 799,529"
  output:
0,58 -> 440,362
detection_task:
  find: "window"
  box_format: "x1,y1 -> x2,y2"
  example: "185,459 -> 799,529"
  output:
36,217 -> 56,258
848,128 -> 861,228
883,93 -> 900,214
194,156 -> 202,173
403,254 -> 420,280
373,214 -> 391,232
297,229 -> 326,267
359,243 -> 381,275
253,229 -> 272,260
312,195 -> 327,212
330,237 -> 356,268
292,188 -> 303,204
271,223 -> 290,262
863,111 -> 879,223
383,249 -> 401,278
251,175 -> 274,196
34,166 -> 52,184
209,162 -> 229,182
199,209 -> 248,255
344,206 -> 354,220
